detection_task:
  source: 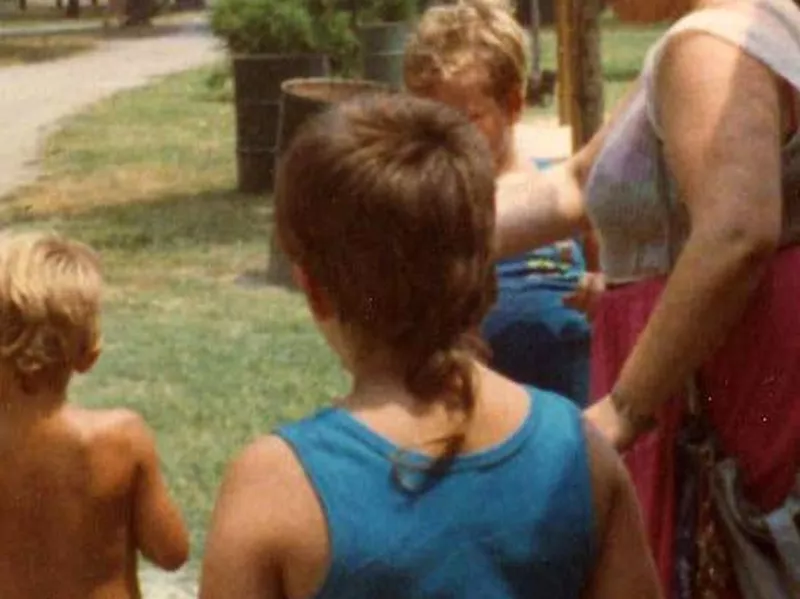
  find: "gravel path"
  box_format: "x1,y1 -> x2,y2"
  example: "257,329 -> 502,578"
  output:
0,16 -> 222,200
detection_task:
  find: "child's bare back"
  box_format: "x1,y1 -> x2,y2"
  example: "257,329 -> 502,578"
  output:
0,231 -> 188,599
0,406 -> 186,599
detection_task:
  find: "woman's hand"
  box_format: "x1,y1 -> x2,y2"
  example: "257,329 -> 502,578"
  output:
585,397 -> 636,451
563,272 -> 605,319
585,394 -> 655,452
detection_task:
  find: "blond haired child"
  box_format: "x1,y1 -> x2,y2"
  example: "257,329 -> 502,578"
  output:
404,0 -> 601,406
200,94 -> 660,598
0,231 -> 188,599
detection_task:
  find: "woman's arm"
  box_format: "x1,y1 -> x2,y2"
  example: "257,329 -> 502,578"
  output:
588,32 -> 785,448
494,80 -> 643,258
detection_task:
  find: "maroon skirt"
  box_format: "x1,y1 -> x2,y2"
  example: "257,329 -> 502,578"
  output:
589,247 -> 800,598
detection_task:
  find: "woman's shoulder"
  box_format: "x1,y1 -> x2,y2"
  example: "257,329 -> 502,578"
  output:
641,1 -> 800,137
646,0 -> 800,92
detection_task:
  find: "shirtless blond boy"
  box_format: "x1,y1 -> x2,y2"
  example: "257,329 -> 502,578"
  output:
0,231 -> 189,599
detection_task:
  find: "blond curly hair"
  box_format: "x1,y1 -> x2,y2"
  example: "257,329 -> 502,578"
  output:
0,231 -> 102,391
404,0 -> 530,103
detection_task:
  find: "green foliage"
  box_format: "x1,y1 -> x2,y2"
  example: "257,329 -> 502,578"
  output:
358,0 -> 418,23
210,0 -> 316,54
203,61 -> 234,102
210,0 -> 358,60
321,6 -> 360,75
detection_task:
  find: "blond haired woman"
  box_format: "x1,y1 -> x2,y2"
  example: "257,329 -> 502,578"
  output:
495,0 -> 800,596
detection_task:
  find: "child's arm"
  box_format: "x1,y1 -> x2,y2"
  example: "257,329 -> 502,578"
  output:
580,421 -> 663,599
200,437 -> 296,599
129,415 -> 190,571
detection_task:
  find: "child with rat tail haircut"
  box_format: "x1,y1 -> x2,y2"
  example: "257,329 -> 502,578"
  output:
200,94 -> 661,599
404,0 -> 597,407
0,231 -> 189,599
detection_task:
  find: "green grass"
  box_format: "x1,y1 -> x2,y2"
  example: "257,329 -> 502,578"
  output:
0,7 -> 209,67
527,22 -> 664,118
0,3 -> 108,27
0,17 -> 665,564
0,2 -> 202,27
0,33 -> 97,65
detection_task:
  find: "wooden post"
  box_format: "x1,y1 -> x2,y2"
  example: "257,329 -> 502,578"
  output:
554,0 -> 574,126
558,0 -> 605,270
569,0 -> 604,149
556,0 -> 604,146
65,0 -> 80,18
528,0 -> 542,101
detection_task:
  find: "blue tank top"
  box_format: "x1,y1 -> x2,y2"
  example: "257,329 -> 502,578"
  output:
276,387 -> 596,599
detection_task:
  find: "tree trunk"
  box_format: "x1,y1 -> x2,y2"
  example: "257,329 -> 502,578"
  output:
527,0 -> 542,104
65,0 -> 80,18
555,0 -> 573,125
570,0 -> 604,270
571,0 -> 604,147
125,0 -> 154,26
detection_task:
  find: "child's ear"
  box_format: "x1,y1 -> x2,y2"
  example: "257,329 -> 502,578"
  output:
293,265 -> 336,321
75,344 -> 101,374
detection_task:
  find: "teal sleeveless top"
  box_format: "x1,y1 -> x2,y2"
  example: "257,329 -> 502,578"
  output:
276,387 -> 597,599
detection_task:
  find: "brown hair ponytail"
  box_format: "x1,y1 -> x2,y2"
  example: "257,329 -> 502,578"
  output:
276,94 -> 498,470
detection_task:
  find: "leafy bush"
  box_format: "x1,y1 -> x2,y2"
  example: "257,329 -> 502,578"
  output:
359,0 -> 418,23
315,2 -> 359,75
203,61 -> 234,102
211,0 -> 315,54
211,0 -> 357,56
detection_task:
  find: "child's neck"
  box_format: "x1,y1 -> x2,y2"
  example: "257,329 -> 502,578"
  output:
0,379 -> 66,428
341,351 -> 442,416
343,356 -> 483,418
344,362 -> 413,411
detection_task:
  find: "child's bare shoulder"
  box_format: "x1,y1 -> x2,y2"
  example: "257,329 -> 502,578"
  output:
62,406 -> 156,457
203,435 -> 328,598
224,434 -> 309,495
215,434 -> 321,540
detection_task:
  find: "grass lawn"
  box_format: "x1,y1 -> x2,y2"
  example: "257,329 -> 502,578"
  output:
0,33 -> 98,65
0,2 -> 108,27
1,68 -> 349,560
0,0 -> 203,27
528,16 -> 664,118
0,17 -> 665,567
0,7 -> 207,67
